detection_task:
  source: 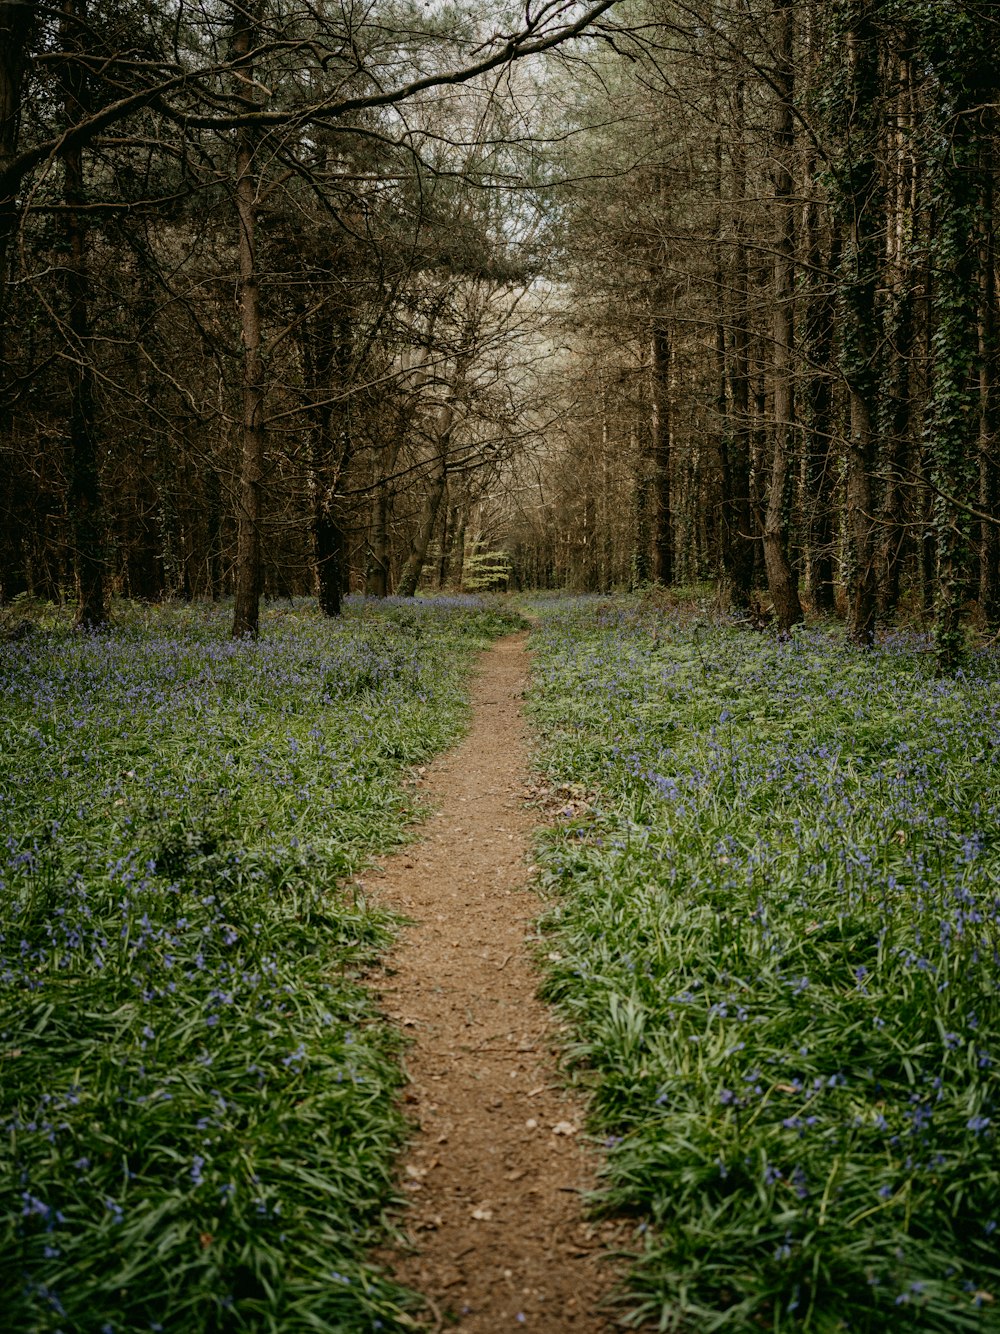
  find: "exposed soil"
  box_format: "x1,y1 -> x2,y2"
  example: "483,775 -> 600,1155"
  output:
366,632 -> 629,1332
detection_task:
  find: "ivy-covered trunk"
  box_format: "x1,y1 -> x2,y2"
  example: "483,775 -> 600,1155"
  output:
917,6 -> 995,671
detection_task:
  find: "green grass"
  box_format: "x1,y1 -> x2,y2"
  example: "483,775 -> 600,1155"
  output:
528,597 -> 1000,1332
0,594 -> 522,1334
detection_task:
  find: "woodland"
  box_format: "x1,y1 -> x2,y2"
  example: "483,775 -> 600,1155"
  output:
4,5 -> 1000,1330
1,0 -> 999,669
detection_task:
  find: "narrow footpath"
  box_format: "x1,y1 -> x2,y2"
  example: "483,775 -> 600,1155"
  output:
367,632 -> 626,1332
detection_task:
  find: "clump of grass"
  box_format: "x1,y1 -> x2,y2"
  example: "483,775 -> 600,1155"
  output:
529,597 -> 1000,1332
0,594 -> 520,1333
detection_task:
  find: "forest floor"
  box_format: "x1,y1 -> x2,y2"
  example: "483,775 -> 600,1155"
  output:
366,631 -> 629,1331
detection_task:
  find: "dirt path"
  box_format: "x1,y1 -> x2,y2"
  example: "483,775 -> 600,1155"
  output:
367,633 -> 626,1332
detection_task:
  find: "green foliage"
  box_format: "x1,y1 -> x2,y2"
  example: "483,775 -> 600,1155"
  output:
461,545 -> 512,592
529,598 -> 1000,1331
0,594 -> 518,1333
912,6 -> 995,674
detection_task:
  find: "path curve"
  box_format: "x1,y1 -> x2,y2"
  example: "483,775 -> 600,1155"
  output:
368,632 -> 625,1331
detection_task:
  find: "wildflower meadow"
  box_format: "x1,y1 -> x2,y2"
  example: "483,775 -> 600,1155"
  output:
0,596 -> 520,1333
529,597 -> 1000,1331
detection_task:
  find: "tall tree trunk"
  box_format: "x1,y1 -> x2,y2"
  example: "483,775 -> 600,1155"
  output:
440,499 -> 461,587
303,310 -> 352,617
368,408 -> 405,598
397,378 -> 461,598
0,0 -> 32,348
600,449 -> 614,591
451,508 -> 466,590
436,487 -> 451,588
923,27 -> 988,672
397,455 -> 447,598
801,7 -> 839,615
207,466 -> 223,600
802,215 -> 841,615
59,0 -> 105,628
315,497 -> 346,616
0,3 -> 34,601
230,0 -> 266,638
762,0 -> 802,633
876,50 -> 918,618
978,118 -> 999,625
632,356 -> 653,586
369,486 -> 391,597
837,3 -> 882,646
650,317 -> 672,585
720,72 -> 755,612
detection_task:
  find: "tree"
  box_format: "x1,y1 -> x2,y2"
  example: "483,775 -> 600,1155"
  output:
762,0 -> 803,633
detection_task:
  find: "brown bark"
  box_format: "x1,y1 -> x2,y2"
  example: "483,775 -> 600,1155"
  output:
436,488 -> 452,588
979,123 -> 999,625
397,453 -> 448,598
632,352 -> 653,587
451,509 -> 466,591
762,0 -> 803,634
802,217 -> 841,615
368,407 -> 406,598
842,5 -> 881,647
801,6 -> 839,615
230,0 -> 267,638
303,310 -> 352,617
0,3 -> 34,602
0,1 -> 32,328
369,486 -> 391,597
59,0 -> 106,629
650,318 -> 672,585
720,73 -> 755,611
877,52 -> 918,618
